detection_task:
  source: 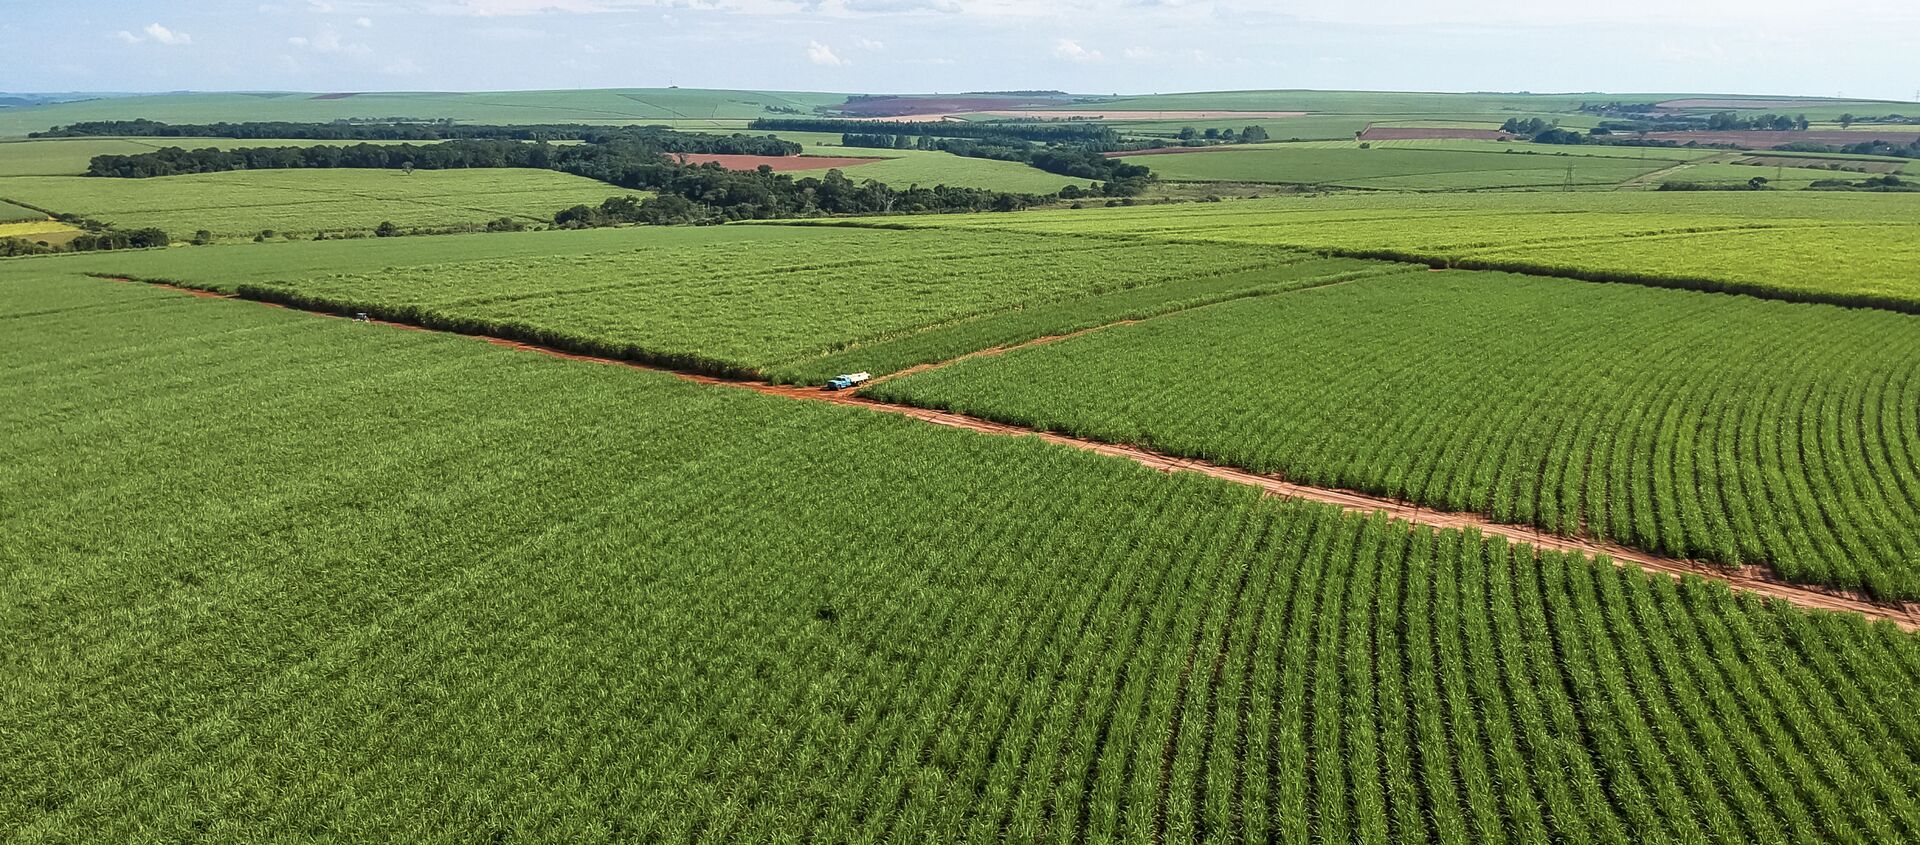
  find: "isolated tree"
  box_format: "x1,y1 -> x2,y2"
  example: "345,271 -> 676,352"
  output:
401,160 -> 415,176
191,229 -> 214,245
1839,113 -> 1856,128
1177,126 -> 1198,140
374,221 -> 399,237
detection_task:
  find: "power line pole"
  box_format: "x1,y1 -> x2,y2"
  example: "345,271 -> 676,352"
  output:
1565,162 -> 1575,192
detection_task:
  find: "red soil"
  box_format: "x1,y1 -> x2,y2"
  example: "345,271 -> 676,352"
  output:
1358,127 -> 1516,141
675,153 -> 885,172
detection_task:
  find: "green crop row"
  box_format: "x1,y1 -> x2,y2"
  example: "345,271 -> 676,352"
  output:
868,269 -> 1920,599
774,257 -> 1395,383
9,269 -> 1920,842
78,224 -> 1307,375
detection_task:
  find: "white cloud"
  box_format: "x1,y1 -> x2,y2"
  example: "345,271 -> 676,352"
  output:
806,39 -> 847,66
117,22 -> 192,45
857,37 -> 886,50
1122,45 -> 1154,60
1052,37 -> 1101,62
355,16 -> 375,27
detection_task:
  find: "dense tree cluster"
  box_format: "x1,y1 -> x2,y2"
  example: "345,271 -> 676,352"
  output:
86,131 -> 803,178
1172,125 -> 1269,144
840,133 -> 917,149
566,165 -> 1050,225
1807,174 -> 1918,192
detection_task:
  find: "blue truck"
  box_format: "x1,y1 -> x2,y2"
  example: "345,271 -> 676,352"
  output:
825,372 -> 872,391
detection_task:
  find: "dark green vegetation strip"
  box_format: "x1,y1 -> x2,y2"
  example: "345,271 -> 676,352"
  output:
7,270 -> 1920,841
869,270 -> 1920,600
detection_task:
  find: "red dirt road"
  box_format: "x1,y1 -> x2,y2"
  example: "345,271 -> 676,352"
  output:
674,153 -> 885,171
110,276 -> 1920,632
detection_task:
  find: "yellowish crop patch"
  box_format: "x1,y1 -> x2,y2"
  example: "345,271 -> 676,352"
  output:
0,219 -> 82,241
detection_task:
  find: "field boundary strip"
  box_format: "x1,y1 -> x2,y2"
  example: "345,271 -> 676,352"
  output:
93,274 -> 1920,632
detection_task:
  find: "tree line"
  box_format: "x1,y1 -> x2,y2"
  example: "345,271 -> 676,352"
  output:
84,132 -> 803,178
556,161 -> 1054,226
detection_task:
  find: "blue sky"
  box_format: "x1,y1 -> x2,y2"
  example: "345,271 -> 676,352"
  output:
6,1 -> 1917,101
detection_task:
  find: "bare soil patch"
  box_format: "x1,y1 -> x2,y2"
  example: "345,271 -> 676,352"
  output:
674,153 -> 885,172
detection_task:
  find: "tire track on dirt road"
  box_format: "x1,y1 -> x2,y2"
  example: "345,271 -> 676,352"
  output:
103,275 -> 1920,632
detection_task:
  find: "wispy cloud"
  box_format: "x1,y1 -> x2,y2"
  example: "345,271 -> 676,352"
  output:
1052,37 -> 1100,62
116,22 -> 193,45
806,39 -> 848,66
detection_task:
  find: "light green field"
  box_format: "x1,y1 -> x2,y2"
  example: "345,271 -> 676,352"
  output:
0,137 -> 434,177
0,200 -> 44,222
1125,145 -> 1669,189
0,88 -> 850,137
0,169 -> 643,238
66,224 -> 1306,374
797,191 -> 1920,309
